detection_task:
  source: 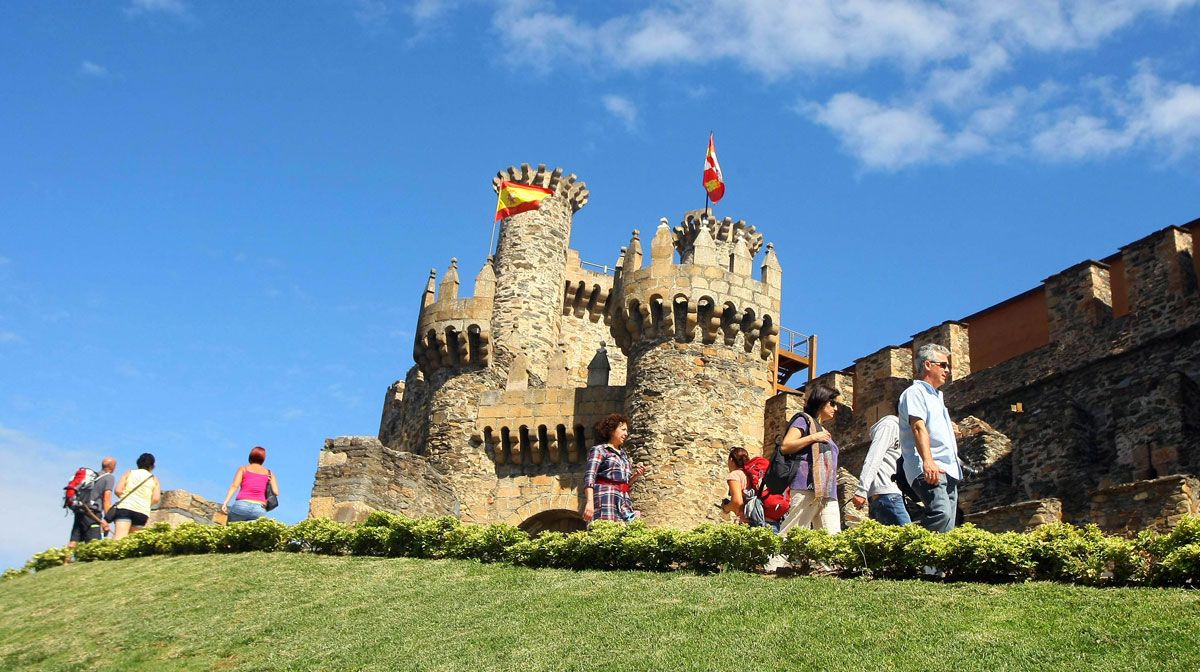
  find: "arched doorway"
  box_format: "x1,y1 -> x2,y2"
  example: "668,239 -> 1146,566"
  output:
519,509 -> 587,536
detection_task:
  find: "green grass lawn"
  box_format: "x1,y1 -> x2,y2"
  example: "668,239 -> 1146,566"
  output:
1,553 -> 1197,672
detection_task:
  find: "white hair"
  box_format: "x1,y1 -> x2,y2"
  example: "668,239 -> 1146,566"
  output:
915,343 -> 950,377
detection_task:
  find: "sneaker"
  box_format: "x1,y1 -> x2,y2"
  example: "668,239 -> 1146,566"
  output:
764,554 -> 790,573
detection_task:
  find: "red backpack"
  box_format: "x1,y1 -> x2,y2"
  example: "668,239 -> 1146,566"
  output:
742,456 -> 790,522
63,467 -> 99,510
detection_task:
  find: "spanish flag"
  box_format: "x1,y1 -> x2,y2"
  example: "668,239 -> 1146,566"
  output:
495,181 -> 554,221
703,132 -> 725,203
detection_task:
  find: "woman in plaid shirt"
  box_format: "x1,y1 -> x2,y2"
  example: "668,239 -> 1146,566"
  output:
582,413 -> 645,523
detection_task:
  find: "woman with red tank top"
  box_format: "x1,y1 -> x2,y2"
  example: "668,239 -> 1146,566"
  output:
221,446 -> 279,522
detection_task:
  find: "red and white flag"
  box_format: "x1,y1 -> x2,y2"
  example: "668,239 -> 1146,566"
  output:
703,132 -> 725,202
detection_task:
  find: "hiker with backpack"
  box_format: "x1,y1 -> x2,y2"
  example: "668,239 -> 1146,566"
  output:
723,446 -> 788,530
111,453 -> 161,540
772,384 -> 844,536
851,415 -> 913,526
65,457 -> 117,548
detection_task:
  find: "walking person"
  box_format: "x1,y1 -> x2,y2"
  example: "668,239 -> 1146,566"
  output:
776,384 -> 843,535
851,415 -> 912,526
67,457 -> 116,548
221,446 -> 279,522
112,453 -> 161,540
581,413 -> 645,523
898,343 -> 962,533
722,446 -> 751,524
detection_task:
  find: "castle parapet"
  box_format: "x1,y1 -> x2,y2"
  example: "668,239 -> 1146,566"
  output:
610,217 -> 782,360
492,163 -> 589,212
414,258 -> 495,375
674,212 -> 764,261
1120,225 -> 1197,338
1044,260 -> 1113,347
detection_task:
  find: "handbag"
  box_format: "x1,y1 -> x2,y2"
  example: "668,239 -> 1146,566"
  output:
264,470 -> 279,511
104,474 -> 155,523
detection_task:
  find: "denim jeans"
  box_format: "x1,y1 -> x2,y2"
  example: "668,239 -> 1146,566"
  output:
868,493 -> 912,526
228,499 -> 267,523
911,474 -> 958,533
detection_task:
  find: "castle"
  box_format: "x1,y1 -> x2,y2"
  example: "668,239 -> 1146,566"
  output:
306,163 -> 1200,536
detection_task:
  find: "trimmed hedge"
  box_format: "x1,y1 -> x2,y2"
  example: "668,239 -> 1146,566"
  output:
5,516 -> 1199,588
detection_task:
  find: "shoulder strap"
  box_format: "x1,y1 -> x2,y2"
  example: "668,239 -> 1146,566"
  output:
110,474 -> 154,510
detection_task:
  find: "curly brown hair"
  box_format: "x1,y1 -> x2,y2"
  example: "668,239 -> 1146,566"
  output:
594,413 -> 631,443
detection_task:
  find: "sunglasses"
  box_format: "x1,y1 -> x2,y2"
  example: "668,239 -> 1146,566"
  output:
929,361 -> 951,370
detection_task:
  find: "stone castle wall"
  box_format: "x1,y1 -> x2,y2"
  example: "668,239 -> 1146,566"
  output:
309,161 -> 1197,537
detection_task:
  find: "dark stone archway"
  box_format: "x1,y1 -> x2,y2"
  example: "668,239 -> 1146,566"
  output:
519,509 -> 587,536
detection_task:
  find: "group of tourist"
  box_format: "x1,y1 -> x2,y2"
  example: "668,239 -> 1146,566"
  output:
580,343 -> 963,538
66,447 -> 281,546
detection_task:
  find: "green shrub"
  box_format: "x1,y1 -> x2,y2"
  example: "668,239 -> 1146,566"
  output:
504,531 -> 569,568
1154,543 -> 1200,587
384,516 -> 460,558
286,517 -> 352,555
1137,516 -> 1200,586
938,525 -> 1034,583
119,524 -> 173,558
361,511 -> 404,528
781,527 -> 842,572
159,522 -> 225,555
442,523 -> 528,563
833,520 -> 926,578
1,567 -> 28,581
25,547 -> 70,572
72,538 -> 125,562
222,518 -> 286,553
679,524 -> 778,573
349,525 -> 391,556
1028,523 -> 1137,586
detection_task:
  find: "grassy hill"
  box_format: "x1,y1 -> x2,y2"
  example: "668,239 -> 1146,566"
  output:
2,553 -> 1198,671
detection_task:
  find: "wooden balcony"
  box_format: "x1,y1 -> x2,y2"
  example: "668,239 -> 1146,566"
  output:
773,327 -> 816,395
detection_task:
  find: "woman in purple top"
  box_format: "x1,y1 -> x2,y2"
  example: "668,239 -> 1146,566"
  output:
776,384 -> 843,535
220,446 -> 279,522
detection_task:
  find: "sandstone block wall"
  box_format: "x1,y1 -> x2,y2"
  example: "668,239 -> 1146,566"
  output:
1088,475 -> 1199,536
965,498 -> 1062,533
148,489 -> 221,527
309,435 -> 458,523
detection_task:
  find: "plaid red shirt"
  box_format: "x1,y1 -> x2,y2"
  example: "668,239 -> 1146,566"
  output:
584,444 -> 636,522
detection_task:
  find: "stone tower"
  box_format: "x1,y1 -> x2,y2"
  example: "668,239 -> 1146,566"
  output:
489,164 -> 589,382
609,213 -> 783,527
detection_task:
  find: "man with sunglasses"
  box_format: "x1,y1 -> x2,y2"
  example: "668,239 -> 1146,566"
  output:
897,343 -> 962,533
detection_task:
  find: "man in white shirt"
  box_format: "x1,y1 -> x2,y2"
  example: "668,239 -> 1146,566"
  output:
898,343 -> 961,533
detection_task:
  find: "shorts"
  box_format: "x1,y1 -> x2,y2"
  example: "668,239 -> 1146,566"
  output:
228,499 -> 267,522
69,510 -> 103,543
114,508 -> 149,527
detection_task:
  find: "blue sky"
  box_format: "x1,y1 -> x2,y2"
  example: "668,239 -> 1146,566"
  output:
2,0 -> 1198,569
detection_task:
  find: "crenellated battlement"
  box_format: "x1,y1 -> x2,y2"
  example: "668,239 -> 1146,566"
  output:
608,219 -> 782,359
492,163 -> 590,213
414,258 -> 496,375
562,249 -> 615,324
674,211 -> 765,259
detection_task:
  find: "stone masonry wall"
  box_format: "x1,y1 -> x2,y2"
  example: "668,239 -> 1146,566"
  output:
309,435 -> 458,523
148,489 -> 221,527
490,186 -> 577,380
1088,475 -> 1199,536
965,498 -> 1062,533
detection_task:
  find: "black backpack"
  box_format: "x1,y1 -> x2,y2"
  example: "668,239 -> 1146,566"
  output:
764,412 -> 818,494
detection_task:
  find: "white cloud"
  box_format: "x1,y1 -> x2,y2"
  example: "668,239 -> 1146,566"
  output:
477,1 -> 1200,169
125,0 -> 189,18
0,427 -> 98,570
1031,64 -> 1200,161
79,61 -> 109,78
0,331 -> 21,344
602,94 -> 638,130
806,93 -> 957,170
